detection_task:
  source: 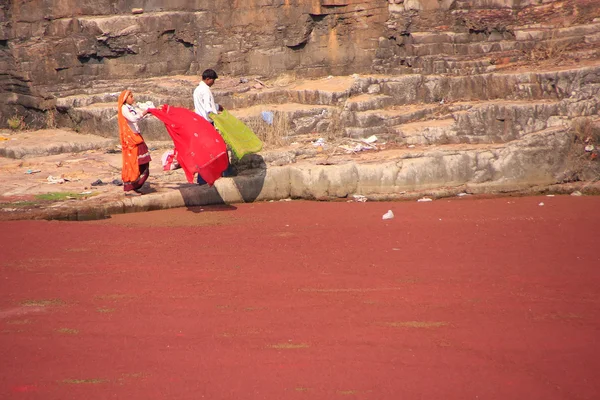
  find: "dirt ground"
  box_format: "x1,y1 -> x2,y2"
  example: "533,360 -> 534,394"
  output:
1,196 -> 599,400
0,126 -> 448,221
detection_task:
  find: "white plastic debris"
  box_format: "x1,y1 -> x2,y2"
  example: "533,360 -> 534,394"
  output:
363,135 -> 378,144
417,197 -> 433,202
538,202 -> 544,206
46,175 -> 65,184
261,111 -> 274,125
352,194 -> 367,203
584,144 -> 595,152
339,139 -> 377,153
382,210 -> 394,220
312,138 -> 326,147
571,191 -> 583,196
457,192 -> 469,197
353,143 -> 373,152
339,144 -> 357,153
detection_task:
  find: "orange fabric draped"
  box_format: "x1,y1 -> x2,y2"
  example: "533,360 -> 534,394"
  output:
118,90 -> 145,183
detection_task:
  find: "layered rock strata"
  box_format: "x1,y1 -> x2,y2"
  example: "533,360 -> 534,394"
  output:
2,0 -> 599,191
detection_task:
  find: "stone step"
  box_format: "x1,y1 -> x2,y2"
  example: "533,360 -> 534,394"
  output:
375,58 -> 497,76
384,43 -> 600,75
343,104 -> 442,129
58,60 -> 600,113
64,102 -> 170,141
343,94 -> 599,139
286,126 -> 573,198
376,21 -> 600,75
377,62 -> 600,104
344,126 -> 392,139
229,76 -> 357,109
512,22 -> 600,42
67,100 -> 338,141
403,40 -> 524,58
382,99 -> 595,145
61,84 -> 600,145
52,75 -> 359,115
231,103 -> 337,136
52,62 -> 600,142
56,92 -> 183,111
452,0 -> 555,9
406,22 -> 600,46
0,129 -> 117,159
391,119 -> 457,146
451,100 -> 567,143
11,124 -> 582,219
343,94 -> 396,112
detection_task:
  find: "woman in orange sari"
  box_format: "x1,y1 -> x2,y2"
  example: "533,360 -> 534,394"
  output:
117,90 -> 152,195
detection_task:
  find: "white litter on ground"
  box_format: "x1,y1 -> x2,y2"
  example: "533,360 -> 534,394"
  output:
352,194 -> 368,203
382,210 -> 394,220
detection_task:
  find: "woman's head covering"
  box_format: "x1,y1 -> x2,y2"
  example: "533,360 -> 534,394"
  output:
118,90 -> 132,107
117,88 -> 143,148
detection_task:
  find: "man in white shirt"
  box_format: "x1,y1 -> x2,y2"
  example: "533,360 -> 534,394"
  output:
193,69 -> 223,123
193,69 -> 235,183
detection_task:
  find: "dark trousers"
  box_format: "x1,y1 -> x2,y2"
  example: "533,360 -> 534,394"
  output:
124,163 -> 149,191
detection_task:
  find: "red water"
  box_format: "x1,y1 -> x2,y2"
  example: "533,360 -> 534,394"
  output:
1,196 -> 599,400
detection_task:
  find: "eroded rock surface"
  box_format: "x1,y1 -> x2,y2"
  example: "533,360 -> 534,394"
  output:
2,0 -> 600,198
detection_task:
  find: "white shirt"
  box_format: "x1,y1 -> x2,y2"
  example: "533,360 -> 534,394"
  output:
193,81 -> 219,122
121,104 -> 145,133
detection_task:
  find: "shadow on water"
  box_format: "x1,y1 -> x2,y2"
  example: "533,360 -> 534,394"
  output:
177,154 -> 267,212
187,204 -> 237,213
232,154 -> 267,203
60,155 -> 267,221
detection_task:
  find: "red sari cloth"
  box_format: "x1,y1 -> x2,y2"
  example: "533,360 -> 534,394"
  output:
149,105 -> 228,185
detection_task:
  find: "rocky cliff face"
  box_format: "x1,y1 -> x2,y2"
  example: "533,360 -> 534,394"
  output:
2,0 -> 600,128
1,2 -> 53,127
2,0 -> 600,190
1,0 -> 388,127
377,0 -> 600,75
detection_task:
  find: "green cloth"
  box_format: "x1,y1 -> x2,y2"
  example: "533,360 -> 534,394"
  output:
209,110 -> 263,159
